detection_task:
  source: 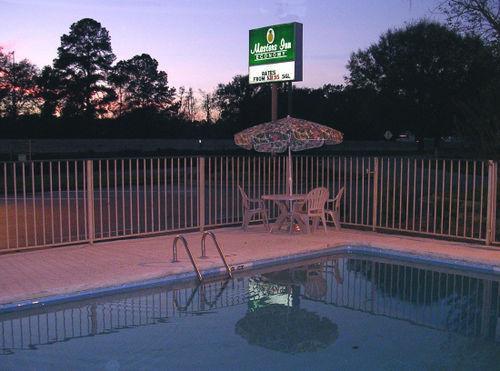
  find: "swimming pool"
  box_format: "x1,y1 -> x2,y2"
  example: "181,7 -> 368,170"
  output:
1,251 -> 499,370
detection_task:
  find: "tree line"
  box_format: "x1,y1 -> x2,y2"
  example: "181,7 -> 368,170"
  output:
0,1 -> 499,154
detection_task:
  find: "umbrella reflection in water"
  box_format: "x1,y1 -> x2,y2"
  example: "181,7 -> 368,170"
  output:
236,263 -> 341,354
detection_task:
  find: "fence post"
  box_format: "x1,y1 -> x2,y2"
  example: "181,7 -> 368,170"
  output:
198,157 -> 206,232
372,157 -> 379,232
486,160 -> 497,246
86,159 -> 95,244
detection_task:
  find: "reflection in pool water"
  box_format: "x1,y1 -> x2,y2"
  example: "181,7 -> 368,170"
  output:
236,303 -> 339,354
1,254 -> 499,369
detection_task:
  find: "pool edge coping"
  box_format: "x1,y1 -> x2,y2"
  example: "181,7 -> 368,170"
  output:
1,243 -> 499,314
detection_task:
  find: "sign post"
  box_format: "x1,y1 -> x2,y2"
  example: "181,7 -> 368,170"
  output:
271,83 -> 278,121
249,23 -> 303,121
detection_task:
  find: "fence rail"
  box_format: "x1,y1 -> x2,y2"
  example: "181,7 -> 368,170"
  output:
0,155 -> 498,252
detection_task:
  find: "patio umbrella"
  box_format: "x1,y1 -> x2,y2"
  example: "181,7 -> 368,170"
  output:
234,116 -> 343,195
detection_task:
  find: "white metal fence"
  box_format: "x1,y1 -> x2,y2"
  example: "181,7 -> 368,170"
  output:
0,156 -> 498,252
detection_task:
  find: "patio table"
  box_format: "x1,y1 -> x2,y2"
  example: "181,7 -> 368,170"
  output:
262,194 -> 307,233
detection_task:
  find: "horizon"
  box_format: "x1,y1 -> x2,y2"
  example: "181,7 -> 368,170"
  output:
1,0 -> 443,92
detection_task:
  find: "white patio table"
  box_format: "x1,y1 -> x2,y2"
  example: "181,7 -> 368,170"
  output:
261,193 -> 307,233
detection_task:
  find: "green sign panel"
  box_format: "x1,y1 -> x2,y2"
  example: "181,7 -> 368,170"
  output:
248,22 -> 303,84
249,23 -> 296,66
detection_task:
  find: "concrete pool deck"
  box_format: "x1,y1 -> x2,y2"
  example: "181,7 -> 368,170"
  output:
1,226 -> 500,307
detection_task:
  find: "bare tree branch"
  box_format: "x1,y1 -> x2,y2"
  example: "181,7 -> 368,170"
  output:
440,0 -> 500,45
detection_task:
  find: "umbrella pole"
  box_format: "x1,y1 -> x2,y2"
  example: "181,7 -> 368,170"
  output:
288,147 -> 293,195
287,147 -> 294,233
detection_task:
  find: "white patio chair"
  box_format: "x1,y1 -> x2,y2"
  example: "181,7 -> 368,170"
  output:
325,187 -> 344,230
291,187 -> 329,233
238,185 -> 270,231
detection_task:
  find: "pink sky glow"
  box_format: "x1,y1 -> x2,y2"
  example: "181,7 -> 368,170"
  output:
0,0 -> 442,92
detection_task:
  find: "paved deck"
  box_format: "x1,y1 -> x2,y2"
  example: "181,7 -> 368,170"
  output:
1,226 -> 500,306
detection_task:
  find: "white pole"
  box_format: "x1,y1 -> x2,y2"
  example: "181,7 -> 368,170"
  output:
288,147 -> 293,195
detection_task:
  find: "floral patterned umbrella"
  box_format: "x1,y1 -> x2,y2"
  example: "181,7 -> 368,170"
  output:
234,116 -> 343,153
234,116 -> 343,194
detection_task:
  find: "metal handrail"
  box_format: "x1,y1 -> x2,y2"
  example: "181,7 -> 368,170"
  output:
200,231 -> 232,278
172,286 -> 200,312
200,278 -> 231,308
173,279 -> 230,312
172,235 -> 203,282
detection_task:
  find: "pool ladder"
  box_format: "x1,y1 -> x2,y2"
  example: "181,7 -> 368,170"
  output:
171,231 -> 232,282
173,278 -> 230,312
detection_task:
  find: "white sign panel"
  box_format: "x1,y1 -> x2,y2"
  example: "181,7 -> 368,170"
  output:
249,61 -> 295,84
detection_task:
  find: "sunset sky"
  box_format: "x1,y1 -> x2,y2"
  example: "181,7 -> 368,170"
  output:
1,0 -> 442,91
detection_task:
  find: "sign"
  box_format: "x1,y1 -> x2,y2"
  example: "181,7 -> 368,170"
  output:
249,22 -> 303,84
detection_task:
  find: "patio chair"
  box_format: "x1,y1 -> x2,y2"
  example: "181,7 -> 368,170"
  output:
291,187 -> 329,234
238,185 -> 270,231
325,187 -> 344,230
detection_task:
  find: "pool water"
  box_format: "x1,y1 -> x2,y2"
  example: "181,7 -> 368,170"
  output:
1,253 -> 499,370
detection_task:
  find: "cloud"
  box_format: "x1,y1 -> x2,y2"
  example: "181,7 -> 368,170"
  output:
258,0 -> 308,20
275,0 -> 308,19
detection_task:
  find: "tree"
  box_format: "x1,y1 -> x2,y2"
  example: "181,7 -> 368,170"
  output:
177,85 -> 198,120
214,75 -> 269,131
177,86 -> 186,116
54,18 -> 116,118
109,53 -> 176,116
451,38 -> 500,154
0,49 -> 40,118
0,48 -> 9,104
37,66 -> 62,118
347,21 -> 498,148
107,62 -> 128,117
184,87 -> 197,121
199,89 -> 216,123
440,0 -> 500,46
